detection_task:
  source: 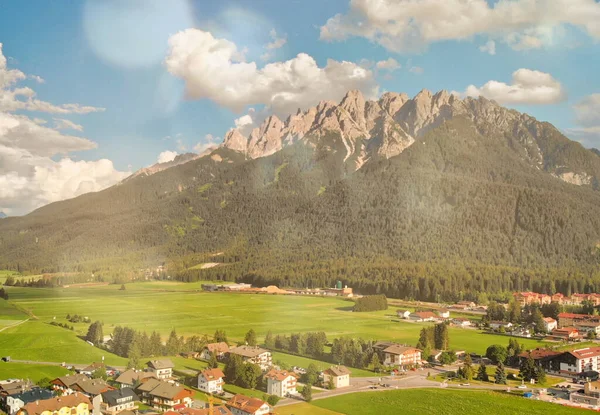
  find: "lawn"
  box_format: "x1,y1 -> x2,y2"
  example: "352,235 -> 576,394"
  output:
276,403 -> 343,415
0,320 -> 127,366
2,283 -> 547,366
313,389 -> 586,415
271,352 -> 375,378
0,362 -> 70,382
0,299 -> 28,329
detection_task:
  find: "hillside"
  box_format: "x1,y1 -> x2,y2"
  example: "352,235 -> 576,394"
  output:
2,90 -> 600,300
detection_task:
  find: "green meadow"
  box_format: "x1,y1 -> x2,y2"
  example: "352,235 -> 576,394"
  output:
0,362 -> 70,382
0,282 -> 547,367
312,389 -> 586,415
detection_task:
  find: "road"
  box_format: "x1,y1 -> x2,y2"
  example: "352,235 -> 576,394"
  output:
0,318 -> 29,333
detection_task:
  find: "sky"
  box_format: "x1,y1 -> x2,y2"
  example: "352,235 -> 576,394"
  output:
1,0 -> 600,215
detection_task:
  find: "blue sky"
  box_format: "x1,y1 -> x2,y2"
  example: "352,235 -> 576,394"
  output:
1,0 -> 600,214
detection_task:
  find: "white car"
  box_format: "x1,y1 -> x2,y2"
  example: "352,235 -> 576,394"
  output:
460,383 -> 470,386
517,385 -> 527,389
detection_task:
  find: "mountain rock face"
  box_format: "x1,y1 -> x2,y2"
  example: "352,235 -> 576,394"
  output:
222,89 -> 598,186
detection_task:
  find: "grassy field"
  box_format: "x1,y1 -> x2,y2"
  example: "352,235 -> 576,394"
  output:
0,362 -> 70,382
3,283 -> 546,351
313,389 -> 586,415
0,282 -> 549,373
276,403 -> 343,415
271,352 -> 375,378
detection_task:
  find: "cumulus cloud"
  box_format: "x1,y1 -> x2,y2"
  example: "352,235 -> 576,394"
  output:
165,28 -> 378,115
0,43 -> 126,215
53,118 -> 84,132
30,75 -> 45,83
0,43 -> 104,114
479,40 -> 496,55
461,69 -> 566,105
567,94 -> 600,146
193,133 -> 220,155
375,58 -> 401,71
0,146 -> 128,216
157,150 -> 178,164
0,112 -> 95,157
320,0 -> 600,53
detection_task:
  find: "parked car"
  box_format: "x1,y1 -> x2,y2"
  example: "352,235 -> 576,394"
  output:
517,385 -> 527,389
460,383 -> 470,386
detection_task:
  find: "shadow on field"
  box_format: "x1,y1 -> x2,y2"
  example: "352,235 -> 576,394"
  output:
335,306 -> 354,312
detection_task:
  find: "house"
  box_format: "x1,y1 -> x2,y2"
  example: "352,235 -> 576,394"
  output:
95,388 -> 138,415
550,327 -> 580,341
544,347 -> 600,375
321,366 -> 351,389
558,312 -> 600,328
489,321 -> 513,330
200,343 -> 230,361
226,395 -> 270,415
513,292 -> 551,306
437,310 -> 450,319
228,346 -> 272,371
574,321 -> 600,336
146,360 -> 174,380
114,370 -> 156,389
542,317 -> 558,332
570,380 -> 600,406
449,304 -> 469,311
452,318 -> 472,327
135,379 -> 193,412
71,379 -> 114,398
408,311 -> 438,322
0,380 -> 34,397
2,388 -> 54,415
396,310 -> 410,319
17,393 -> 91,415
458,301 -> 476,308
264,370 -> 297,397
50,374 -> 91,395
382,344 -> 422,367
178,407 -> 232,415
78,363 -> 105,377
197,369 -> 225,394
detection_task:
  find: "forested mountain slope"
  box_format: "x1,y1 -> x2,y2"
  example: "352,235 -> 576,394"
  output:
2,91 -> 600,300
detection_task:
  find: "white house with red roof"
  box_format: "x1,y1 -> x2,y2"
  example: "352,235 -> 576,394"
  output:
264,369 -> 297,397
197,368 -> 225,394
542,317 -> 557,332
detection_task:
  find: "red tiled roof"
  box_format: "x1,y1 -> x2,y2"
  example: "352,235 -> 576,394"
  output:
569,347 -> 600,359
226,394 -> 268,414
200,368 -> 225,381
264,369 -> 297,382
20,394 -> 90,415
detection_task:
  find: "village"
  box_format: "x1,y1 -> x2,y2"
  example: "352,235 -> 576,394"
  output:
6,288 -> 600,414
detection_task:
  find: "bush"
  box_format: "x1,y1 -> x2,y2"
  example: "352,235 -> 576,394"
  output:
353,295 -> 388,312
266,395 -> 280,406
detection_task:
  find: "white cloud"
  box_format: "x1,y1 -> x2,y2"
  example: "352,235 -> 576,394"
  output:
30,75 -> 45,84
461,68 -> 566,105
568,94 -> 600,147
320,0 -> 600,52
0,43 -> 105,114
479,40 -> 496,55
0,112 -> 95,157
53,118 -> 84,132
165,28 -> 378,115
574,93 -> 600,127
409,66 -> 424,75
261,29 -> 287,62
0,146 -> 128,216
0,43 -> 126,215
194,133 -> 220,155
157,150 -> 178,164
375,58 -> 401,71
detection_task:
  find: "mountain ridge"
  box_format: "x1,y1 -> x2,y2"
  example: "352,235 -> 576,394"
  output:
2,89 -> 600,299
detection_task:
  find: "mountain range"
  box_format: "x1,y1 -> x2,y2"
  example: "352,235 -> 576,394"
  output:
2,89 -> 600,299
